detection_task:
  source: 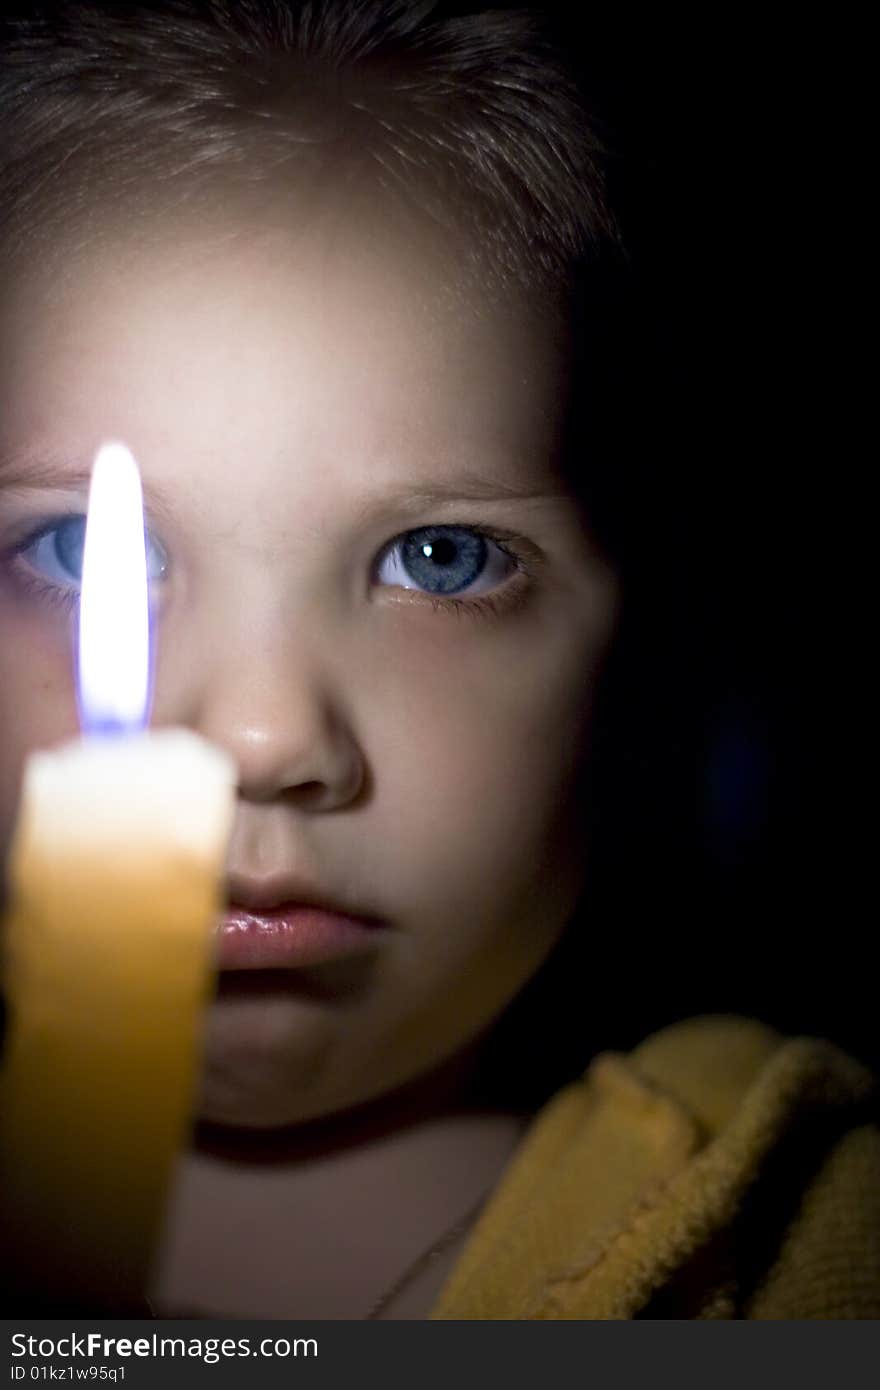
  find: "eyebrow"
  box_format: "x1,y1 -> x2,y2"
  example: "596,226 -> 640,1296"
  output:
396,478 -> 564,505
0,452 -> 179,526
0,451 -> 566,522
352,473 -> 569,526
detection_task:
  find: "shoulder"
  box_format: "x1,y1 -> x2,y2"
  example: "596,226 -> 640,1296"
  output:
625,1013 -> 876,1141
622,1014 -> 880,1317
589,1011 -> 878,1312
432,1014 -> 880,1318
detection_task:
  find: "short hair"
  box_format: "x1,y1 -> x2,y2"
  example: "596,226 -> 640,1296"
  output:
0,0 -> 619,296
0,0 -> 638,578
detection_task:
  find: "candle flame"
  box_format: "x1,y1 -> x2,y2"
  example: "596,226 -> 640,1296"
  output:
77,442 -> 150,735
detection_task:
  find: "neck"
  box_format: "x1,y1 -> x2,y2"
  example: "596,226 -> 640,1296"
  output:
154,1041 -> 530,1319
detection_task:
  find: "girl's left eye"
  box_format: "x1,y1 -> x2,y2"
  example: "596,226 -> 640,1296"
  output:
374,525 -> 517,599
13,514 -> 168,604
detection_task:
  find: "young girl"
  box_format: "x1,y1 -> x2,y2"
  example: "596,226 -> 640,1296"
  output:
0,1 -> 877,1319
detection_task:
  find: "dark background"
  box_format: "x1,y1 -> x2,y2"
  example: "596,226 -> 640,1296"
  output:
479,8 -> 870,1096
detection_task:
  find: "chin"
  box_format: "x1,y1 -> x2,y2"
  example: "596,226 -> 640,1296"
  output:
194,1087 -> 309,1131
193,981 -> 495,1133
195,989 -> 346,1129
194,1052 -> 357,1130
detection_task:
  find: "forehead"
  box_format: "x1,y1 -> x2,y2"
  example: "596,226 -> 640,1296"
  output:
0,208 -> 571,507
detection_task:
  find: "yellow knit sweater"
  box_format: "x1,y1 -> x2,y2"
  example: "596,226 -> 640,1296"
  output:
430,1014 -> 880,1318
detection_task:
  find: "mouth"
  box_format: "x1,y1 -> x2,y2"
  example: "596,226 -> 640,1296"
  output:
216,879 -> 387,970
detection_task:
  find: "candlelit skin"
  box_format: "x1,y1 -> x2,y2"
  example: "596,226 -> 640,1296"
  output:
0,198 -> 618,1314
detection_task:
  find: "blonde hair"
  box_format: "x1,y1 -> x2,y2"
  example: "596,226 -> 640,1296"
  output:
0,0 -> 619,293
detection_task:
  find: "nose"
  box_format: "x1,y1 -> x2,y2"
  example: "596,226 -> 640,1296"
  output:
154,614 -> 366,813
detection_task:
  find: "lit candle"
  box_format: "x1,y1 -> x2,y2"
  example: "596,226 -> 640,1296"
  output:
0,443 -> 235,1313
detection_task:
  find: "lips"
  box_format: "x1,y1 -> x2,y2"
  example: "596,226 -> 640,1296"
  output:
216,883 -> 386,970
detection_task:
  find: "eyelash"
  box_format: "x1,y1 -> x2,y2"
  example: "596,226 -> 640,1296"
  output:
388,523 -> 536,621
10,569 -> 82,614
2,517 -> 84,616
3,515 -> 157,618
4,519 -> 538,621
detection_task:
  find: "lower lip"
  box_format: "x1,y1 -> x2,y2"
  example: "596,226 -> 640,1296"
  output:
216,905 -> 385,970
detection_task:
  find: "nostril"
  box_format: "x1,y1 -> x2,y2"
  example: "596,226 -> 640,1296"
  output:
294,780 -> 326,805
219,717 -> 366,810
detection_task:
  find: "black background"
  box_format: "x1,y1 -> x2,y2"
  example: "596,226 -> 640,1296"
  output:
478,7 -> 869,1094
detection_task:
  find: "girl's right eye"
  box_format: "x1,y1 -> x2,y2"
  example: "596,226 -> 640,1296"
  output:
14,515 -> 168,596
374,524 -> 518,599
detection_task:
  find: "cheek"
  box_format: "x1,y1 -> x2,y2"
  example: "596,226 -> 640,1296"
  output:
363,618 -> 597,914
0,605 -> 79,867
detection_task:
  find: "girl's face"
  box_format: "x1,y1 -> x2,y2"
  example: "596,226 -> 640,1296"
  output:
0,210 -> 617,1127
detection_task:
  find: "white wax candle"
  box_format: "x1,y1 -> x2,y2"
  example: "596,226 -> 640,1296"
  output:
0,729 -> 235,1311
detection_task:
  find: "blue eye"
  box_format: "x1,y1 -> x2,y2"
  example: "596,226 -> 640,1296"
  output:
375,525 -> 516,598
18,515 -> 168,590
